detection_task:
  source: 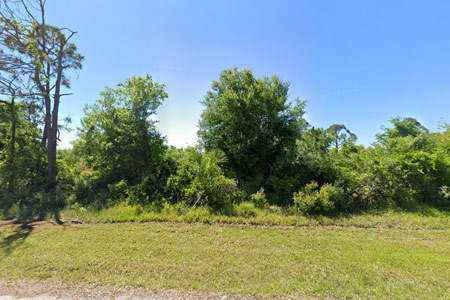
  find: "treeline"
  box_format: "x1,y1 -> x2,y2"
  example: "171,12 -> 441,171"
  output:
1,68 -> 450,217
0,1 -> 449,218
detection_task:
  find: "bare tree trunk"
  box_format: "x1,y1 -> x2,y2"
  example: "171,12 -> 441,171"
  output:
47,126 -> 56,182
47,43 -> 64,183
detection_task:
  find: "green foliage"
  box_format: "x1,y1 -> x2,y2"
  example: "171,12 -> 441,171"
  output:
73,75 -> 169,205
234,201 -> 257,217
1,3 -> 84,217
250,188 -> 268,208
272,129 -> 340,206
198,67 -> 308,194
0,102 -> 47,213
325,124 -> 357,152
333,120 -> 450,211
2,63 -> 449,217
166,147 -> 238,209
107,180 -> 129,203
377,117 -> 429,145
293,181 -> 343,215
441,186 -> 450,201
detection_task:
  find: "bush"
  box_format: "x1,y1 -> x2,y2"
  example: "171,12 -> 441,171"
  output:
334,132 -> 450,211
293,181 -> 342,215
73,165 -> 101,206
166,147 -> 239,209
108,180 -> 129,202
204,174 -> 238,209
250,188 -> 268,208
235,201 -> 257,218
440,186 -> 450,207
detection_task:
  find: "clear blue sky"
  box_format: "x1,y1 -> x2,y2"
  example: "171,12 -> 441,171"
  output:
45,0 -> 450,148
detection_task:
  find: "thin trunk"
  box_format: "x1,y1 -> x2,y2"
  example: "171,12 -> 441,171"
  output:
40,122 -> 47,147
44,92 -> 51,180
47,43 -> 64,183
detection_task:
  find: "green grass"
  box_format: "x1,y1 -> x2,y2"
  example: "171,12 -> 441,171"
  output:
1,219 -> 449,299
60,202 -> 450,230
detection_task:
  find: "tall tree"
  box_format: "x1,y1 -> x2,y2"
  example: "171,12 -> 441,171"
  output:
74,75 -> 168,189
198,68 -> 307,192
0,33 -> 39,194
377,117 -> 429,142
325,124 -> 357,152
0,0 -> 83,186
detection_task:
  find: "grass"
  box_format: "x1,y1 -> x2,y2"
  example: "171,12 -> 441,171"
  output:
0,218 -> 449,299
60,202 -> 450,230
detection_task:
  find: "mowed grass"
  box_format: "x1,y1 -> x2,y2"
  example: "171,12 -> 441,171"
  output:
0,221 -> 449,299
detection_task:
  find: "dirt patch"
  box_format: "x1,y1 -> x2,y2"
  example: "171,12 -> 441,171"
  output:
0,219 -> 60,229
0,279 -> 327,300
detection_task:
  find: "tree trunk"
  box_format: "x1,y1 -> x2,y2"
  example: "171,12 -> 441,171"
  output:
47,126 -> 56,183
46,44 -> 64,184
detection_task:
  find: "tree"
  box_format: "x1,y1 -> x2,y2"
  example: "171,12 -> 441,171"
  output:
325,124 -> 357,152
272,126 -> 341,205
198,68 -> 308,192
0,59 -> 21,194
0,23 -> 43,200
377,117 -> 429,145
74,75 -> 168,203
0,100 -> 46,212
0,0 -> 83,187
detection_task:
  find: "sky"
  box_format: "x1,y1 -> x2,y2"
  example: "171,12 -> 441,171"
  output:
41,0 -> 450,149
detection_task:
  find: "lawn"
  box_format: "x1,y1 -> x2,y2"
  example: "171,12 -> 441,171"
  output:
0,220 -> 449,299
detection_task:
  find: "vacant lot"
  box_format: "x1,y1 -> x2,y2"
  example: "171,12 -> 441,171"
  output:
0,220 -> 449,299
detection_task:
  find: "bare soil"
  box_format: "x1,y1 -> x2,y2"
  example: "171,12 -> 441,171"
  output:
0,279 -> 321,300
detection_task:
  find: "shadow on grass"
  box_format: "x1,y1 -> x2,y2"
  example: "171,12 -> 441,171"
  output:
0,220 -> 35,256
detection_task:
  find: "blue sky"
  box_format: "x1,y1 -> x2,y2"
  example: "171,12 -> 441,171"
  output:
45,0 -> 450,148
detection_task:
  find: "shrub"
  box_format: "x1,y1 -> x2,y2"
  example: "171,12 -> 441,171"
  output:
204,174 -> 238,209
166,147 -> 238,209
108,180 -> 129,202
293,181 -> 342,214
235,201 -> 257,218
250,188 -> 268,208
440,186 -> 450,207
73,165 -> 102,206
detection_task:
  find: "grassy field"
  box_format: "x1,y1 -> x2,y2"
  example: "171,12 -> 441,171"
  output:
1,217 -> 449,299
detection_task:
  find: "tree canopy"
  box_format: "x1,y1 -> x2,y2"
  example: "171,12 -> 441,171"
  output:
198,68 -> 308,192
75,75 -> 167,187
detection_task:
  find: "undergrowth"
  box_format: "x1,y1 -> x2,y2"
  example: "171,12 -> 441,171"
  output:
59,202 -> 450,229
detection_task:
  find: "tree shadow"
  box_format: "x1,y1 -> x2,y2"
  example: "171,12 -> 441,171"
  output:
0,221 -> 34,256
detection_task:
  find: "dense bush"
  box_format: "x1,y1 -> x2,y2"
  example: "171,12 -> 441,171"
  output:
332,122 -> 450,211
166,147 -> 239,209
0,102 -> 48,215
250,188 -> 268,208
234,201 -> 258,217
293,181 -> 343,214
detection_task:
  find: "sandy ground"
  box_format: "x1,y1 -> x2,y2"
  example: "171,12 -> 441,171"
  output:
0,280 -> 308,300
